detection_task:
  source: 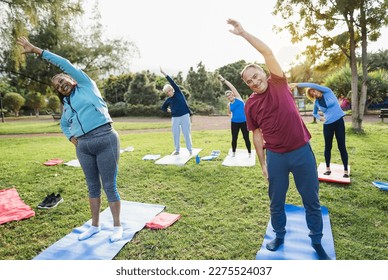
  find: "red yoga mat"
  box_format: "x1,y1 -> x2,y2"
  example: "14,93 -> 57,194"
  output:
43,158 -> 64,166
0,188 -> 35,224
145,212 -> 181,229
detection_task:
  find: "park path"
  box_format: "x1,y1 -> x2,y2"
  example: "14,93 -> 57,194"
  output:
0,114 -> 382,138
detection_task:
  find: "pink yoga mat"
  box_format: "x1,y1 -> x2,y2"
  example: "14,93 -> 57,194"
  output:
145,212 -> 181,229
43,158 -> 64,166
0,188 -> 35,224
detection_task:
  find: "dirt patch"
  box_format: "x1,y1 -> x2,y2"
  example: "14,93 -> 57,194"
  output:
0,114 -> 382,138
115,114 -> 381,132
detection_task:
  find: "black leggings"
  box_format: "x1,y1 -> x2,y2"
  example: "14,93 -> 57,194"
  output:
231,121 -> 251,153
323,117 -> 348,171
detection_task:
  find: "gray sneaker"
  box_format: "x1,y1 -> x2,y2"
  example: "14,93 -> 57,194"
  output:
173,151 -> 180,155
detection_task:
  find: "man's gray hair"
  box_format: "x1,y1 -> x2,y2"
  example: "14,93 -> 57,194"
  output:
240,63 -> 265,78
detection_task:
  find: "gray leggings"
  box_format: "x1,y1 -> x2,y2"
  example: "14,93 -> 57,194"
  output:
76,124 -> 120,202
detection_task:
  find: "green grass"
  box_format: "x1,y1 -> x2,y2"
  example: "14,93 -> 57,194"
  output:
0,121 -> 387,260
0,119 -> 170,135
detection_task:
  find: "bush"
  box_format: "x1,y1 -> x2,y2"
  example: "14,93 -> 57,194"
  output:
47,95 -> 61,114
190,101 -> 216,115
108,102 -> 127,117
108,101 -> 217,117
3,92 -> 25,117
108,102 -> 169,117
25,92 -> 46,117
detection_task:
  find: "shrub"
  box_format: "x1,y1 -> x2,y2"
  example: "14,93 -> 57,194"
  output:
108,102 -> 169,117
190,101 -> 216,115
3,92 -> 25,116
47,95 -> 61,114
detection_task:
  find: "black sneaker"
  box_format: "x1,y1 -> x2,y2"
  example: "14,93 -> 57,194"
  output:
38,193 -> 55,209
44,194 -> 64,209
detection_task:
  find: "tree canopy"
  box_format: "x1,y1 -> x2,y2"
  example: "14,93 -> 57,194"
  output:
274,0 -> 388,132
0,0 -> 138,97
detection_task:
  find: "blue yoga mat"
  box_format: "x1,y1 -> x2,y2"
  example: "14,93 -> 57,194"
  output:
33,201 -> 165,260
372,181 -> 388,191
255,204 -> 336,260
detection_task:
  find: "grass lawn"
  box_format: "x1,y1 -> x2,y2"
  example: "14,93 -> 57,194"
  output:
0,120 -> 387,260
0,119 -> 171,135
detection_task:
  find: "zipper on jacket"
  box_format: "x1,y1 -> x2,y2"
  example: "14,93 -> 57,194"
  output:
66,96 -> 86,135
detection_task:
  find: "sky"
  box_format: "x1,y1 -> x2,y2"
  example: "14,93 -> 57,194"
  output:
82,0 -> 387,75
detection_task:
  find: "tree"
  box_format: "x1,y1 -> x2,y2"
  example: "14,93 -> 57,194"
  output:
217,60 -> 252,99
185,62 -> 223,107
0,0 -> 83,73
47,95 -> 61,114
103,73 -> 134,104
25,91 -> 45,117
274,0 -> 388,132
0,80 -> 17,96
1,0 -> 138,99
3,92 -> 25,116
124,72 -> 159,106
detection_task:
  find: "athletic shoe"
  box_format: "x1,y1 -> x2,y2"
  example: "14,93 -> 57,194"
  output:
44,194 -> 64,209
37,193 -> 55,209
173,151 -> 179,155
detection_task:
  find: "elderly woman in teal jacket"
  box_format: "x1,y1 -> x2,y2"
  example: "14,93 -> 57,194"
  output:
17,37 -> 123,242
291,82 -> 349,178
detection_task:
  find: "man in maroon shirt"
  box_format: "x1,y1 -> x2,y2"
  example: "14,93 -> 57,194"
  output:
227,18 -> 330,260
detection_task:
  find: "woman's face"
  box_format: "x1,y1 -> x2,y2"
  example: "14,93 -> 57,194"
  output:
226,93 -> 235,102
165,88 -> 174,97
52,75 -> 76,96
309,89 -> 323,99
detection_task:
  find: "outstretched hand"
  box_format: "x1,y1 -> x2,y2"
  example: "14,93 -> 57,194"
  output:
227,18 -> 245,36
289,83 -> 298,91
218,74 -> 225,82
17,37 -> 36,54
160,66 -> 166,77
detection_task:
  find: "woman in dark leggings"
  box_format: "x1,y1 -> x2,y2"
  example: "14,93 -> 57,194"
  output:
18,37 -> 123,242
219,75 -> 251,157
291,82 -> 349,177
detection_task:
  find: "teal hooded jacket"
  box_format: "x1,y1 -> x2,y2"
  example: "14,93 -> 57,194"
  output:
42,50 -> 112,140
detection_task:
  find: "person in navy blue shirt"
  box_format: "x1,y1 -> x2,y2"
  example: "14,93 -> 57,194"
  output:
160,67 -> 193,156
218,75 -> 251,157
291,82 -> 349,178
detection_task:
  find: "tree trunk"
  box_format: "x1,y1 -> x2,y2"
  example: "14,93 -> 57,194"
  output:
359,0 -> 368,132
347,15 -> 362,132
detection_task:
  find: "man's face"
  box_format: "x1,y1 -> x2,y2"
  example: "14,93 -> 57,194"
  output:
242,68 -> 268,94
52,75 -> 76,96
